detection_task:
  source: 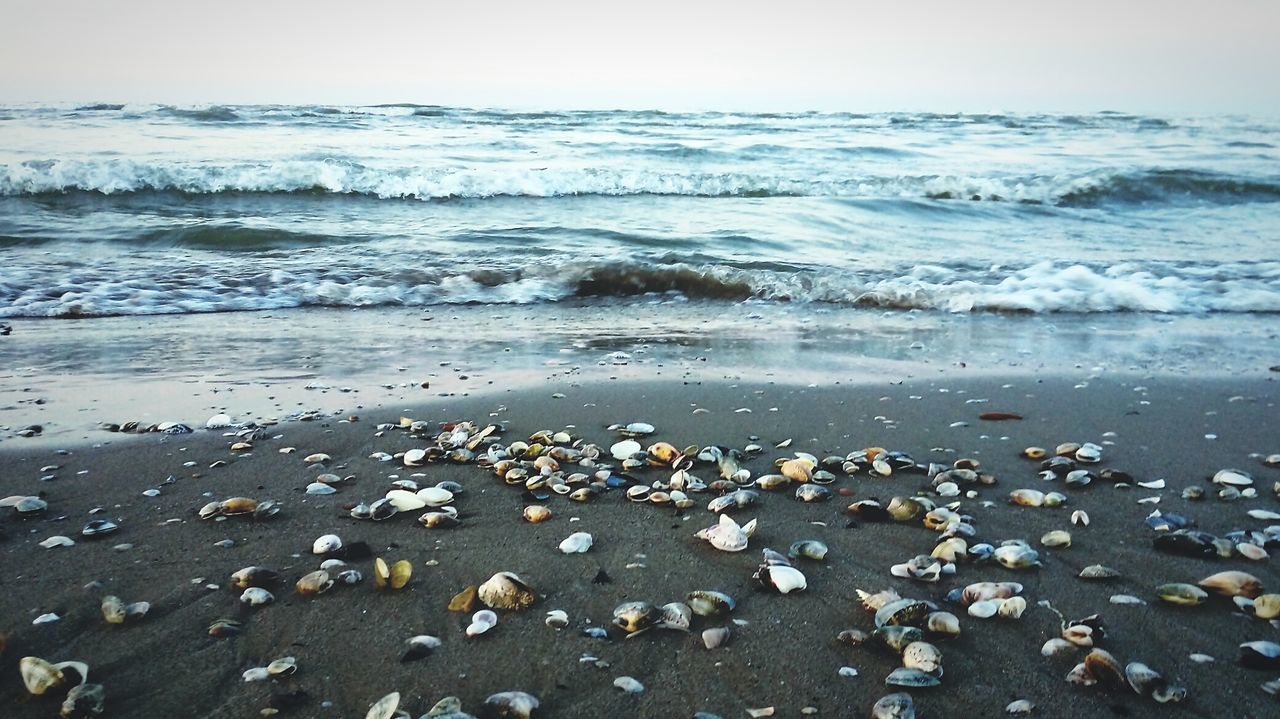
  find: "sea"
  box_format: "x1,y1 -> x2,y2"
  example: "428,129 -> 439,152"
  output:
1,104 -> 1278,318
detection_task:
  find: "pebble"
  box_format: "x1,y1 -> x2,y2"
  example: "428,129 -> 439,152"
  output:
838,666 -> 858,678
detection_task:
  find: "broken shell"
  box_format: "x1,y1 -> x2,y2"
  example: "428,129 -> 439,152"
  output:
448,585 -> 478,613
1084,648 -> 1127,689
21,656 -> 67,695
1042,638 -> 1075,657
365,691 -> 403,719
1213,469 -> 1253,486
80,519 -> 118,538
613,676 -> 644,694
999,596 -> 1028,618
1005,699 -> 1034,714
874,625 -> 924,653
60,682 -> 105,718
1079,564 -> 1120,580
478,572 -> 537,610
545,610 -> 569,629
926,611 -> 961,639
1251,594 -> 1280,619
612,601 -> 659,635
385,489 -> 427,512
993,544 -> 1040,570
1071,510 -> 1089,526
756,563 -> 807,594
230,566 -> 280,589
101,596 -> 126,625
1238,640 -> 1280,670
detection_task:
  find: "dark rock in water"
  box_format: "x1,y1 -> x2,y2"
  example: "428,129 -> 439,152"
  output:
0,323 -> 11,336
1153,529 -> 1220,558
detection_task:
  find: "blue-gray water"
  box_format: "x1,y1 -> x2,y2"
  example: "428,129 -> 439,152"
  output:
1,104 -> 1277,316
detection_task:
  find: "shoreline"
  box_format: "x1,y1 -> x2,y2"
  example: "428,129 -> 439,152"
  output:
2,373 -> 1278,718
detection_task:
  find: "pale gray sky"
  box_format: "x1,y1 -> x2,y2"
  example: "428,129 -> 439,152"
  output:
2,0 -> 1276,113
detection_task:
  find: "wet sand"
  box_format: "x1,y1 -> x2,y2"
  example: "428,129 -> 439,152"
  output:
2,371 -> 1278,719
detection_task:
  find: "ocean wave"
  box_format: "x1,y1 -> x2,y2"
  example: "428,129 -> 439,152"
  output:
3,260 -> 1278,318
157,105 -> 242,122
3,159 -> 1276,207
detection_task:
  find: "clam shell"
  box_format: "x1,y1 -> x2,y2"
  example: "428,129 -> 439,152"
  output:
901,641 -> 942,675
558,532 -> 593,554
1156,582 -> 1208,606
1198,570 -> 1263,598
312,534 -> 342,555
101,595 -> 126,624
416,486 -> 454,507
522,505 -> 552,523
686,590 -> 735,617
482,691 -> 539,719
240,587 -> 274,606
296,570 -> 334,596
466,609 -> 498,637
385,489 -> 427,512
478,571 -> 537,610
20,656 -> 66,695
884,666 -> 941,687
871,692 -> 915,719
610,440 -> 642,460
702,626 -> 730,649
365,692 -> 402,719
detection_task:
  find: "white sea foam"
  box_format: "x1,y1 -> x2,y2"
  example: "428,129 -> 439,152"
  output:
3,259 -> 1277,318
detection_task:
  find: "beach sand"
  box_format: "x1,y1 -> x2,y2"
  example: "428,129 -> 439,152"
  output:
2,368 -> 1278,719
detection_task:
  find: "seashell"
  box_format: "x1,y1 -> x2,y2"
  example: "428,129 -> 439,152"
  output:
993,544 -> 1040,570
124,601 -> 150,621
931,537 -> 967,563
296,570 -> 334,596
558,532 -> 593,554
1079,564 -> 1120,580
788,539 -> 828,561
1022,447 -> 1047,460
101,595 -> 126,624
60,683 -> 105,718
265,656 -> 297,678
873,625 -> 924,653
871,692 -> 915,719
1109,594 -> 1146,605
702,626 -> 730,649
960,581 -> 1023,605
885,666 -> 941,688
1042,637 -> 1074,657
1238,640 -> 1280,670
794,483 -> 831,502
1062,624 -> 1094,647
1212,469 -> 1253,486
1041,530 -> 1071,548
1075,444 -> 1102,463
1124,661 -> 1167,697
887,496 -> 924,521
403,448 -> 428,466
875,598 -> 933,628
545,610 -> 568,629
695,513 -> 755,552
1251,593 -> 1280,619
1084,648 -> 1126,689
20,656 -> 67,695
1065,662 -> 1095,686
926,611 -> 961,639
252,500 -> 281,520
610,439 -> 642,460
858,588 -> 903,612
1156,582 -> 1208,606
240,587 -> 274,606
302,453 -> 330,465
385,489 -> 427,512
433,587 -> 474,618
522,505 -> 551,523
686,590 -> 735,617
968,598 -> 1003,618
1237,542 -> 1268,560
999,596 -> 1028,618
1042,491 -> 1067,507
1247,508 -> 1280,520
365,691 -> 402,719
902,641 -> 943,675
657,601 -> 692,631
230,566 -> 280,589
612,601 -> 659,635
417,486 -> 455,507
312,534 -> 342,555
81,519 -> 118,537
198,500 -> 223,519
780,458 -> 815,483
466,609 -> 498,637
305,482 -> 337,495
1009,489 -> 1045,507
757,564 -> 807,594
1071,510 -> 1090,526
478,572 -> 537,610
1005,699 -> 1034,714
1198,570 -> 1263,598
482,691 -> 539,719
613,676 -> 644,694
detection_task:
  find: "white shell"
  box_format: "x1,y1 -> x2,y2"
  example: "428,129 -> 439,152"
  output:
1213,469 -> 1253,486
968,598 -> 1003,618
206,413 -> 233,429
403,448 -> 428,466
766,565 -> 807,594
613,676 -> 645,694
303,453 -> 330,464
610,440 -> 642,460
695,514 -> 753,552
39,536 -> 75,549
242,667 -> 270,682
240,587 -> 274,606
1246,509 -> 1280,520
312,534 -> 342,555
385,489 -> 427,511
305,482 -> 337,495
416,486 -> 454,507
998,596 -> 1027,618
1006,699 -> 1034,714
558,532 -> 593,554
545,610 -> 569,629
466,609 -> 498,637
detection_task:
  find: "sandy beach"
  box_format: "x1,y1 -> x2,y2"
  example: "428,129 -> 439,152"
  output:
3,351 -> 1278,718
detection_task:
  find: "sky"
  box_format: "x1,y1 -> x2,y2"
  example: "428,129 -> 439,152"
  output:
2,0 -> 1277,114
